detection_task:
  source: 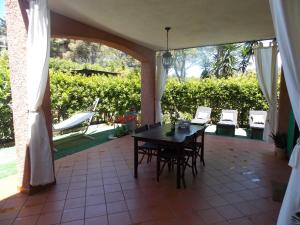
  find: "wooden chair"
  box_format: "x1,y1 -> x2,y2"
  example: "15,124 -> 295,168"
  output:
134,125 -> 161,164
149,122 -> 162,129
157,133 -> 199,188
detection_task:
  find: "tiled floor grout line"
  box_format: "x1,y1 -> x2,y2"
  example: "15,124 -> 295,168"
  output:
82,158 -> 88,225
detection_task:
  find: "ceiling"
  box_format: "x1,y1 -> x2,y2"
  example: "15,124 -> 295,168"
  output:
48,0 -> 275,51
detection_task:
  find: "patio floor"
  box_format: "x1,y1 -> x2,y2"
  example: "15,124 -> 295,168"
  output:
0,134 -> 291,225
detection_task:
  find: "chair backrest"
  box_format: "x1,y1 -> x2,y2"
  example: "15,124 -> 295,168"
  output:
249,110 -> 267,126
134,125 -> 148,134
184,133 -> 197,149
194,106 -> 212,120
91,98 -> 100,112
220,109 -> 238,125
86,98 -> 100,125
149,122 -> 162,129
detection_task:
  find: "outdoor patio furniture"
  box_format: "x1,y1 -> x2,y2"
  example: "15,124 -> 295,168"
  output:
132,123 -> 206,188
191,106 -> 212,125
52,98 -> 100,139
149,122 -> 162,129
216,109 -> 238,136
249,110 -> 267,139
147,122 -> 162,162
184,124 -> 207,170
134,125 -> 161,164
157,133 -> 198,188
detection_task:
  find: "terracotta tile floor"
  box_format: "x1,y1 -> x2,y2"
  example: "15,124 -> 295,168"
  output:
0,135 -> 291,225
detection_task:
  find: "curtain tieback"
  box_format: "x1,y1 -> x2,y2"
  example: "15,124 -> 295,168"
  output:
27,107 -> 42,113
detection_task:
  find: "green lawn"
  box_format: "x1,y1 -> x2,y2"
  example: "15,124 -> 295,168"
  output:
54,129 -> 115,160
0,127 -> 115,180
0,162 -> 17,179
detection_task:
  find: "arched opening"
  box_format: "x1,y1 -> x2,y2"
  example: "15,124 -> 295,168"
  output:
49,38 -> 144,156
50,12 -> 156,126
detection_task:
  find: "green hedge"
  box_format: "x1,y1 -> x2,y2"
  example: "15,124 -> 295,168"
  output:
51,72 -> 268,128
0,53 -> 14,144
50,71 -> 141,123
162,76 -> 268,127
0,56 -> 268,143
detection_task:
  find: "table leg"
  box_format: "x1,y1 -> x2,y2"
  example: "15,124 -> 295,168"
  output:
201,132 -> 205,166
134,138 -> 138,178
156,148 -> 160,182
176,146 -> 181,189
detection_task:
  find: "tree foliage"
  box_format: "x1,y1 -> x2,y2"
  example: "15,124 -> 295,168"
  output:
162,75 -> 268,127
172,48 -> 199,81
0,18 -> 6,36
0,56 -> 268,143
50,38 -> 140,72
211,44 -> 240,77
171,42 -> 256,79
0,50 -> 13,143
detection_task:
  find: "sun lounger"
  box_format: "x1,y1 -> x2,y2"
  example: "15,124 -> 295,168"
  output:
53,98 -> 99,139
216,109 -> 238,136
191,106 -> 212,125
249,110 -> 267,139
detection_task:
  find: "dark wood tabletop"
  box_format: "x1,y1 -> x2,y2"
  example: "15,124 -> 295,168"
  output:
132,123 -> 206,188
132,124 -> 205,144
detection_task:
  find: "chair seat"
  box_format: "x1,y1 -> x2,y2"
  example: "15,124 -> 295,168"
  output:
217,121 -> 236,126
250,123 -> 265,129
191,118 -> 210,125
139,142 -> 161,150
184,142 -> 202,150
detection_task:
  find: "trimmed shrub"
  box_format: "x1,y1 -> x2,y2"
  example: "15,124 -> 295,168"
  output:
50,71 -> 141,123
162,75 -> 268,127
0,55 -> 268,143
0,52 -> 14,144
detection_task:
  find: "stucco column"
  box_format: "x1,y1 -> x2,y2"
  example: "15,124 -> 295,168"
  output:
277,68 -> 291,134
5,0 -> 54,193
6,0 -> 30,191
141,57 -> 156,125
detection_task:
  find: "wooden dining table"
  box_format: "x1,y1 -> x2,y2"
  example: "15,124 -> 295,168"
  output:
132,124 -> 206,188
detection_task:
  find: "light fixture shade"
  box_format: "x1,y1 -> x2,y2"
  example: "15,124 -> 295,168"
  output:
162,27 -> 173,72
162,50 -> 173,71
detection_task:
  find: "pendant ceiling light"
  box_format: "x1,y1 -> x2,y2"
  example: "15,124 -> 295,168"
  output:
162,27 -> 173,72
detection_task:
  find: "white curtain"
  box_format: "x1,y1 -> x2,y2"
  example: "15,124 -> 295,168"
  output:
269,0 -> 300,225
155,53 -> 167,123
253,43 -> 278,142
27,0 -> 54,186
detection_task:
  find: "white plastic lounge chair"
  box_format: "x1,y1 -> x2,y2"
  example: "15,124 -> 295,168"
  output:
191,106 -> 212,125
249,110 -> 267,139
53,98 -> 99,139
216,109 -> 238,136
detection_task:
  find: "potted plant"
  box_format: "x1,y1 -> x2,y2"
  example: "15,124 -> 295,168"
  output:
270,132 -> 287,159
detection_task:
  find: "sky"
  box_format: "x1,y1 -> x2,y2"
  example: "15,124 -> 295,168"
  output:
175,40 -> 282,78
0,0 -> 4,19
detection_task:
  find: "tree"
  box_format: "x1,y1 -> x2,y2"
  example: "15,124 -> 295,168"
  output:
50,38 -> 140,72
0,18 -> 6,36
50,38 -> 70,58
239,41 -> 256,73
198,46 -> 216,78
172,48 -> 200,81
211,44 -> 240,77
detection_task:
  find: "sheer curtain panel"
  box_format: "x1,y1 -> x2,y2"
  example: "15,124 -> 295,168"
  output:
253,42 -> 278,142
26,0 -> 54,186
155,53 -> 167,123
269,0 -> 300,224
